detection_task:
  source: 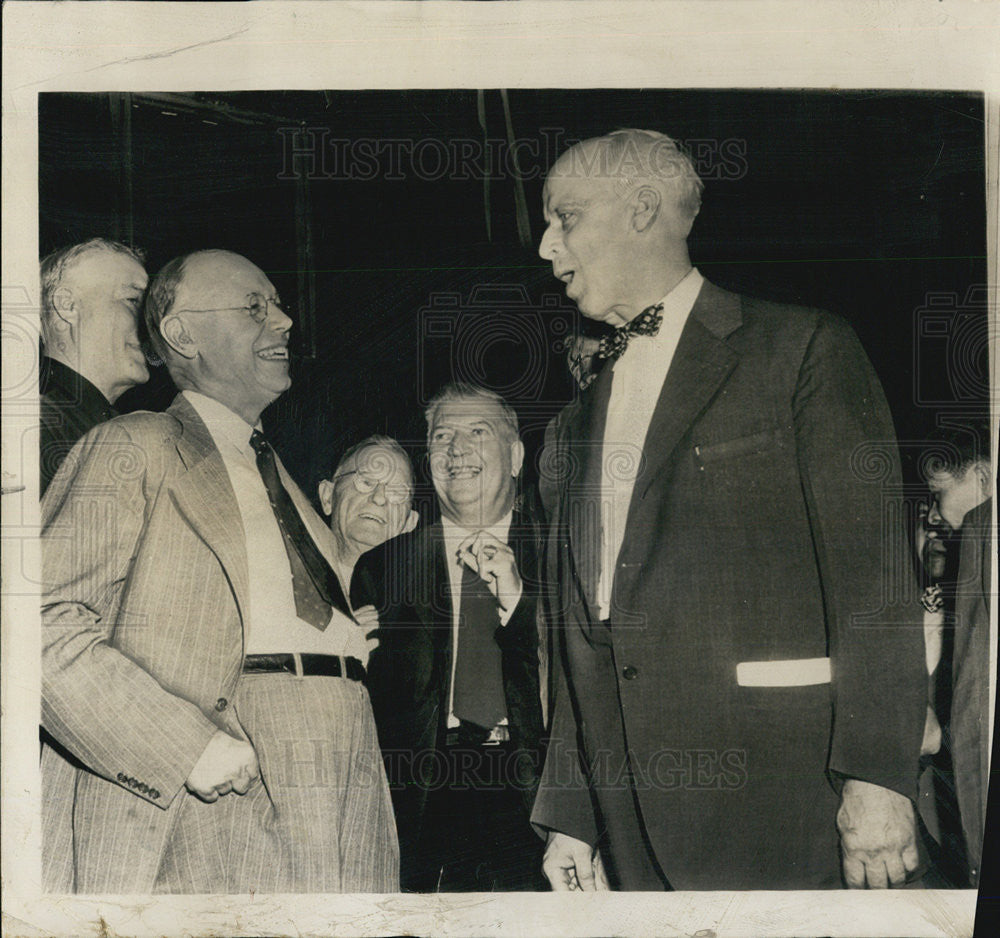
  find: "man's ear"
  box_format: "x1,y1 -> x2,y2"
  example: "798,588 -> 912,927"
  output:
630,185 -> 661,233
974,460 -> 993,497
510,439 -> 525,478
160,314 -> 197,360
317,479 -> 334,517
402,509 -> 419,535
50,286 -> 78,326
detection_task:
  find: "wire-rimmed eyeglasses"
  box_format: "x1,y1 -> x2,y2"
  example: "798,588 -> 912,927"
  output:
333,470 -> 412,505
174,292 -> 291,324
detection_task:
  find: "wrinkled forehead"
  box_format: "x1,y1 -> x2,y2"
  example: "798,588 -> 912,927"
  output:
430,400 -> 508,434
341,445 -> 412,483
176,252 -> 275,309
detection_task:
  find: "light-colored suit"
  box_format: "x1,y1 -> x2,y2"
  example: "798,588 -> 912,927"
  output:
41,394 -> 394,893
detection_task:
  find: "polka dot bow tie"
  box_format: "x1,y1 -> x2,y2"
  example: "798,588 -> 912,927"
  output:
596,303 -> 665,362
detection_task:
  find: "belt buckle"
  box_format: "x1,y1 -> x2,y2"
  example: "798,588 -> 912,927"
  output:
484,724 -> 510,746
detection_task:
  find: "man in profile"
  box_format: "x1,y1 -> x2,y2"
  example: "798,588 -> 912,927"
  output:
532,128 -> 927,891
923,419 -> 993,886
39,238 -> 149,493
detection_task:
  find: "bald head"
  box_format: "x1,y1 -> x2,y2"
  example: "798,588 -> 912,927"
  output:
145,249 -> 293,425
539,129 -> 703,324
551,130 -> 704,220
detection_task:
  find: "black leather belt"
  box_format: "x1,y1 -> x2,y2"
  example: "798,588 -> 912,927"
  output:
242,653 -> 366,683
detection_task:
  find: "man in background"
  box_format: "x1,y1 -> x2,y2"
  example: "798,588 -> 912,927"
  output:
923,419 -> 993,886
39,238 -> 149,493
363,383 -> 547,891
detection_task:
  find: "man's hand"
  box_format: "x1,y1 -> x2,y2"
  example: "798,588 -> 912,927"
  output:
185,730 -> 260,803
837,778 -> 919,887
352,604 -> 381,661
542,831 -> 610,891
458,531 -> 522,614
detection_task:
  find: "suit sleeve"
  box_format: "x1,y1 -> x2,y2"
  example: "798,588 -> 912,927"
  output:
792,314 -> 925,803
530,415 -> 600,845
41,421 -> 219,808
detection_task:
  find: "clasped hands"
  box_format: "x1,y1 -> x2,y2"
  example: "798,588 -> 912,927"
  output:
457,531 -> 522,614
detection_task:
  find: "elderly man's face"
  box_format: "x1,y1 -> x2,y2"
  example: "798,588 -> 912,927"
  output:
321,444 -> 415,557
428,400 -> 524,527
538,152 -> 635,326
68,249 -> 149,397
172,252 -> 292,424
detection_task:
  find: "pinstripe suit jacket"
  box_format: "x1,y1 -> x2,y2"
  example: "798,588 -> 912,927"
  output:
41,394 -> 353,893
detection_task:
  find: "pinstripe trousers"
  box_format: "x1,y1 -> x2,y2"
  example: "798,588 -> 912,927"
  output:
153,674 -> 399,893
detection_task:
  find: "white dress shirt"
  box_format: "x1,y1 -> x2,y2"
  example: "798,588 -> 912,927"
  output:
441,512 -> 517,728
596,267 -> 704,619
184,391 -> 354,656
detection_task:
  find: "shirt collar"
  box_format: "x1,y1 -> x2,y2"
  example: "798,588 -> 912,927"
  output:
40,356 -> 116,419
183,390 -> 260,459
651,266 -> 703,328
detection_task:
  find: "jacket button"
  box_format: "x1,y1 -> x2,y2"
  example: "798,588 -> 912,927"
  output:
215,698 -> 228,711
622,665 -> 638,680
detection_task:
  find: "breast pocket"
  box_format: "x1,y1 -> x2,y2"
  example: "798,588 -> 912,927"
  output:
693,427 -> 784,467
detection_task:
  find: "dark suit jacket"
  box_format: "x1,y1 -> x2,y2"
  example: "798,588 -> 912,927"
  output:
951,497 -> 991,885
531,278 -> 927,889
357,503 -> 546,880
39,356 -> 117,496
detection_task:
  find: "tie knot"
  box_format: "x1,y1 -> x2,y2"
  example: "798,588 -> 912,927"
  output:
249,429 -> 271,457
596,303 -> 664,362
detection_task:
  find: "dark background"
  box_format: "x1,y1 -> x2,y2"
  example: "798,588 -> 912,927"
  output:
39,89 -> 989,509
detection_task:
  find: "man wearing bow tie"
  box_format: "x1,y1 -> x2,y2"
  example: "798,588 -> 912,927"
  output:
41,249 -> 397,893
362,383 -> 547,891
531,129 -> 927,890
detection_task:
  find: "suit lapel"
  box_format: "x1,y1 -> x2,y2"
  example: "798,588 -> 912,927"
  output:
635,281 -> 742,503
165,397 -> 252,626
566,364 -> 614,604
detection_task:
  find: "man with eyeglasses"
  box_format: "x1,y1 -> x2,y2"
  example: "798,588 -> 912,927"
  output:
360,383 -> 548,891
317,434 -> 419,653
39,238 -> 150,494
40,249 -> 399,893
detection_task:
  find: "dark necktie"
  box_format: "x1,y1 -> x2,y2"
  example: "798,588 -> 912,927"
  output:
596,302 -> 664,362
452,562 -> 507,730
249,429 -> 333,631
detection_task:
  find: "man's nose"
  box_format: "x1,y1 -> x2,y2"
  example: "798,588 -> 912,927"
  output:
447,432 -> 469,455
269,302 -> 293,331
538,223 -> 560,260
369,483 -> 387,506
927,502 -> 944,526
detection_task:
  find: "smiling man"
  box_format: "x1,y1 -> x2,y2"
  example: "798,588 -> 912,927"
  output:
361,383 -> 547,891
531,129 -> 927,891
41,249 -> 398,893
39,238 -> 150,494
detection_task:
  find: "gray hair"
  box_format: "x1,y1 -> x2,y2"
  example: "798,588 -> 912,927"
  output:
143,253 -> 190,363
424,383 -> 519,445
40,238 -> 146,333
564,128 -> 704,218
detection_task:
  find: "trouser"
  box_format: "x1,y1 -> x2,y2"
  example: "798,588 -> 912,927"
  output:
153,673 -> 399,893
412,739 -> 547,892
